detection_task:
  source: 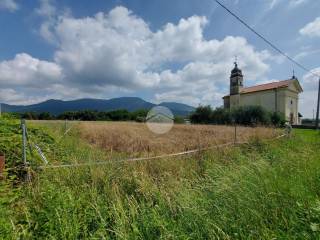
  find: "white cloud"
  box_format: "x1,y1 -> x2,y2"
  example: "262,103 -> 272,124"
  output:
0,5 -> 272,107
294,48 -> 320,61
35,0 -> 67,43
299,68 -> 320,118
268,0 -> 279,10
267,0 -> 308,10
50,6 -> 269,106
0,88 -> 51,105
301,67 -> 320,91
289,0 -> 309,7
300,17 -> 320,38
0,53 -> 62,88
53,7 -> 154,90
0,0 -> 18,12
35,0 -> 56,17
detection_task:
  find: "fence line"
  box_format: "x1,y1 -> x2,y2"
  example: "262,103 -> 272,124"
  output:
38,134 -> 287,170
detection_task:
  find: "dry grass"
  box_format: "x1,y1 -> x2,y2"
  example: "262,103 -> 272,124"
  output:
77,122 -> 278,157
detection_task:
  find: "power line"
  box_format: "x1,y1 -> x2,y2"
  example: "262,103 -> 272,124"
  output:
213,0 -> 320,79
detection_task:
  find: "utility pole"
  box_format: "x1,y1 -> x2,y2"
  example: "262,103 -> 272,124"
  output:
315,78 -> 320,130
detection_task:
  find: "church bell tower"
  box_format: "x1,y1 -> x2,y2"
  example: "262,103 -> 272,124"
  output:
230,61 -> 243,95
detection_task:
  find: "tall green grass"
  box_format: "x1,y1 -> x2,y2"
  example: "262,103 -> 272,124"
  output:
1,126 -> 320,239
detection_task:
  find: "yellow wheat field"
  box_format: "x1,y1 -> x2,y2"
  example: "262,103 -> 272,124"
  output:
77,122 -> 279,156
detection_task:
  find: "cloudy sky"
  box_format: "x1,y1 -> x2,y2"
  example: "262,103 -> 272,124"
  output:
0,0 -> 319,117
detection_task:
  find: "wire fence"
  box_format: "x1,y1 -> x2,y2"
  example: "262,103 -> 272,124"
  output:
37,134 -> 287,170
7,119 -> 288,174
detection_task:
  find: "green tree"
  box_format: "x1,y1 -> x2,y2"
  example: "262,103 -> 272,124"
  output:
130,109 -> 148,122
174,116 -> 185,124
38,112 -> 54,120
270,111 -> 285,127
190,105 -> 213,124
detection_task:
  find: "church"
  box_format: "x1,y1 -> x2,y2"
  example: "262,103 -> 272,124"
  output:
223,62 -> 303,124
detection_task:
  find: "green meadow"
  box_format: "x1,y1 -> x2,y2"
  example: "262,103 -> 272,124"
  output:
0,117 -> 320,239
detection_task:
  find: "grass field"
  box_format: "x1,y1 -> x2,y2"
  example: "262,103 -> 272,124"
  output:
1,119 -> 320,239
70,121 -> 278,156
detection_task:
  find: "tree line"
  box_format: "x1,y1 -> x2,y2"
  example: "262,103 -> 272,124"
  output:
17,109 -> 147,122
7,105 -> 285,126
189,105 -> 285,126
16,109 -> 185,123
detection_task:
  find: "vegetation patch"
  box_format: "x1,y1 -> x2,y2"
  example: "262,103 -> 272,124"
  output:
190,105 -> 285,126
0,118 -> 319,239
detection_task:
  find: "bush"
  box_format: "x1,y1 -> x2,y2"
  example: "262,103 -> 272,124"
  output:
231,106 -> 270,125
270,111 -> 285,127
190,105 -> 213,124
301,119 -> 315,125
0,112 -> 20,120
130,109 -> 148,122
38,112 -> 54,120
211,107 -> 231,124
21,112 -> 38,120
190,105 -> 282,126
174,116 -> 185,124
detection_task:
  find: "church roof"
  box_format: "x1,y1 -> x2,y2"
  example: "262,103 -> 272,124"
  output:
223,78 -> 303,98
241,79 -> 292,93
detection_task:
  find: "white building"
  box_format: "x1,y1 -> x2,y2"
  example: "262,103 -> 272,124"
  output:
223,63 -> 303,124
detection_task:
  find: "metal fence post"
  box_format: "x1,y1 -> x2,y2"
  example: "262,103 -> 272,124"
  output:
234,123 -> 237,145
21,119 -> 30,181
21,119 -> 27,166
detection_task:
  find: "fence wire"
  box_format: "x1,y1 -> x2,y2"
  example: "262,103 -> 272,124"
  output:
37,134 -> 287,170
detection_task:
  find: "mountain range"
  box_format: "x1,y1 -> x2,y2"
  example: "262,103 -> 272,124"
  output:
0,97 -> 195,116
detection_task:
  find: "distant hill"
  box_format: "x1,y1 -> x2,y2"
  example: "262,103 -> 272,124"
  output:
158,102 -> 195,117
1,97 -> 195,116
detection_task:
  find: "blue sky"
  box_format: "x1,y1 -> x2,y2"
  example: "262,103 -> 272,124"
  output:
0,0 -> 319,117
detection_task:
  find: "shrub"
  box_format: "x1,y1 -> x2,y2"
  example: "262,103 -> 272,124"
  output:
130,109 -> 148,122
211,107 -> 231,124
174,116 -> 185,124
38,112 -> 54,120
270,111 -> 285,127
21,112 -> 38,120
190,105 -> 283,126
231,106 -> 270,125
190,105 -> 213,124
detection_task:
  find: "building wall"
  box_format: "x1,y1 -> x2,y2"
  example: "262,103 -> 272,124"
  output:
227,87 -> 300,124
230,94 -> 240,108
276,89 -> 287,116
223,97 -> 230,108
284,90 -> 299,124
239,89 -> 285,113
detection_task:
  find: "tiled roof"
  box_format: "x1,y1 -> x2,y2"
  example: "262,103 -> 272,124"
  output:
241,79 -> 292,94
223,79 -> 302,98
